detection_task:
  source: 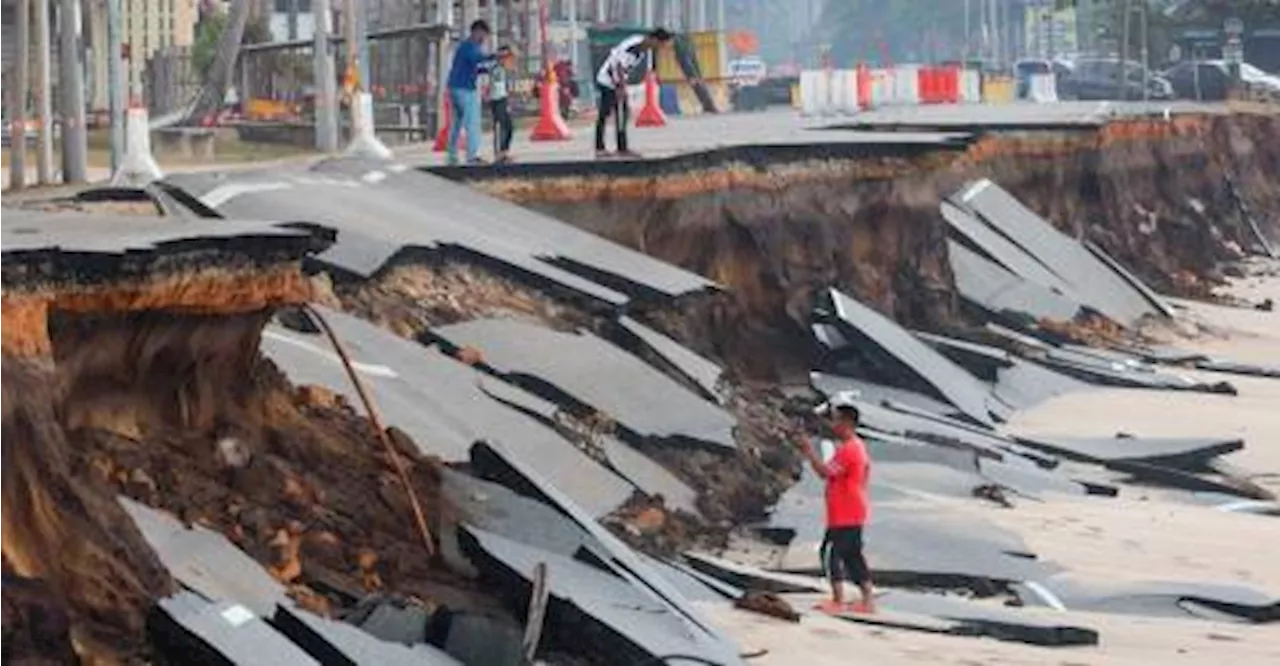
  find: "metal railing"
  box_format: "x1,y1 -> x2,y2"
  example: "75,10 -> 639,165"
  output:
237,22 -> 449,131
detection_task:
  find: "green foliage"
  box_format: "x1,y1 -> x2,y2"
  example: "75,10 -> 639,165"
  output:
192,12 -> 273,78
192,12 -> 229,77
817,0 -> 971,65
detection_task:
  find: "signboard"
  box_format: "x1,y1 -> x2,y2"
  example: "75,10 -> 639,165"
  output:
1224,36 -> 1244,65
1224,17 -> 1244,37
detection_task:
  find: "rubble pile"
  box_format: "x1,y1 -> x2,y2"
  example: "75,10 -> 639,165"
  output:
0,214 -> 506,662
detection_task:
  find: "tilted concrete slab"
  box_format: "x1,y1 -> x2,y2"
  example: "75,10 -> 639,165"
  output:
825,288 -> 1000,427
1012,435 -> 1244,469
120,498 -> 289,619
464,526 -> 747,665
952,180 -> 1169,324
273,604 -> 465,666
468,441 -> 744,659
432,318 -> 738,449
941,202 -> 1073,295
768,468 -> 1062,587
1017,576 -> 1280,623
786,589 -> 1100,646
0,208 -> 317,255
946,238 -> 1084,323
263,308 -> 635,517
151,592 -> 319,665
162,159 -> 715,304
991,358 -> 1090,411
810,372 -> 965,420
618,316 -> 724,401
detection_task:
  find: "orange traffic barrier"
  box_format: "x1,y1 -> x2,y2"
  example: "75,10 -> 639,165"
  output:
432,95 -> 458,152
530,65 -> 572,141
635,70 -> 667,128
856,63 -> 872,110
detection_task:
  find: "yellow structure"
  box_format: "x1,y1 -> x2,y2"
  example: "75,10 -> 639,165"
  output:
656,31 -> 726,82
981,75 -> 1016,104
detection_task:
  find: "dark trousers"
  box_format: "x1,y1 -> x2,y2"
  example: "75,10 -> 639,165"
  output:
489,99 -> 513,154
821,526 -> 870,585
595,85 -> 628,152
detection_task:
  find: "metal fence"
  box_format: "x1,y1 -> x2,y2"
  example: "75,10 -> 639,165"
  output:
145,46 -> 201,117
238,22 -> 448,132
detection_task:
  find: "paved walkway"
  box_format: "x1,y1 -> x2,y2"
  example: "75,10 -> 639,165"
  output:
397,108 -> 964,167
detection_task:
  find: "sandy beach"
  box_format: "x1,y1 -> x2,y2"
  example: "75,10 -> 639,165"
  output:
705,274 -> 1280,665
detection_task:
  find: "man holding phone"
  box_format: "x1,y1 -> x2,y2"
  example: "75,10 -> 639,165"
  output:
794,392 -> 876,614
593,28 -> 673,159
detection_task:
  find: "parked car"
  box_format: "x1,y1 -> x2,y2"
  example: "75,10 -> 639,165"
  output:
1058,58 -> 1173,101
1013,58 -> 1075,98
1162,60 -> 1280,101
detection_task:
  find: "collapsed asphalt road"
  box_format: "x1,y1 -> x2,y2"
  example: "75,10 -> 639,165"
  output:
3,109 -> 1279,664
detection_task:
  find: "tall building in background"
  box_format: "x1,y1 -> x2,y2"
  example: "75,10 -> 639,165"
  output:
122,0 -> 199,93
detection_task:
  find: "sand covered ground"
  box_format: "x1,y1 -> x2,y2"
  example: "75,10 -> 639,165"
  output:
706,275 -> 1280,664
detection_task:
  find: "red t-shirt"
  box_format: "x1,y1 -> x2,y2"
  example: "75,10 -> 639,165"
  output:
825,436 -> 870,527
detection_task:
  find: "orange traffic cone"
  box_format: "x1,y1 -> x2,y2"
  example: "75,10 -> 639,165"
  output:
433,95 -> 464,152
635,70 -> 666,128
530,66 -> 572,141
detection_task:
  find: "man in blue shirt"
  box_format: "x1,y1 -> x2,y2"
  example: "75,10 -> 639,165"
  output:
447,20 -> 496,165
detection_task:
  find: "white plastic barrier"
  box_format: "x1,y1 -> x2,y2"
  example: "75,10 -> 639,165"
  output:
869,69 -> 894,108
799,70 -> 825,116
959,70 -> 983,103
1029,73 -> 1059,103
799,69 -> 855,116
891,65 -> 921,105
832,70 -> 860,114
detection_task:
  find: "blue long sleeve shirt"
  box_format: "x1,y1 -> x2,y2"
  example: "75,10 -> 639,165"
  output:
448,40 -> 492,90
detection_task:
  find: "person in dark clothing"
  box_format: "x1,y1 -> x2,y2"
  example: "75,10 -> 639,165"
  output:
487,45 -> 515,163
594,28 -> 673,158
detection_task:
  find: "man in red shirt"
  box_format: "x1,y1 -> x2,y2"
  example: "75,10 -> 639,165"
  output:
795,393 -> 875,614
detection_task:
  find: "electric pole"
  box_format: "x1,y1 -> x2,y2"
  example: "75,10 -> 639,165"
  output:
59,0 -> 89,183
34,0 -> 54,184
11,0 -> 30,189
107,0 -> 123,172
313,0 -> 339,151
1121,0 -> 1131,100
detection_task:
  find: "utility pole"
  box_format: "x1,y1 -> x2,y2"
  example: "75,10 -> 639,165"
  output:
964,0 -> 970,63
288,0 -> 299,40
11,0 -> 30,189
107,0 -> 123,172
313,0 -> 339,151
715,0 -> 724,31
34,0 -> 54,184
489,0 -> 500,51
1140,0 -> 1149,101
1121,0 -> 1131,100
59,0 -> 89,183
569,0 -> 578,77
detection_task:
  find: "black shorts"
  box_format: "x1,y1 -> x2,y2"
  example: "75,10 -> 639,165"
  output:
821,526 -> 870,585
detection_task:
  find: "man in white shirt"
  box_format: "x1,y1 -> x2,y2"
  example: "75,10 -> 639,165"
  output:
594,28 -> 673,159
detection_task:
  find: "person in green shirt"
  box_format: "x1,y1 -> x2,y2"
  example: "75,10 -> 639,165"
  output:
487,45 -> 516,164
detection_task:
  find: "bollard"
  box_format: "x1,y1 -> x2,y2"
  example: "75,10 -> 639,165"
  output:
111,104 -> 163,187
346,92 -> 393,159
